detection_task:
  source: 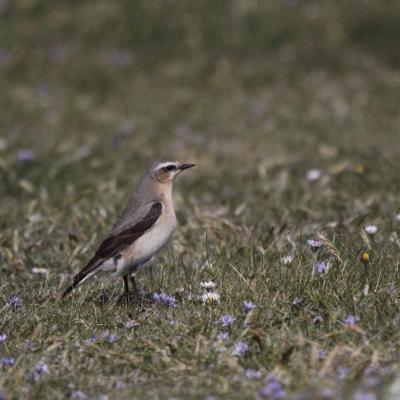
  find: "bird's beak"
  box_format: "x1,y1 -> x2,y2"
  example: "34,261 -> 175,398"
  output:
178,163 -> 195,170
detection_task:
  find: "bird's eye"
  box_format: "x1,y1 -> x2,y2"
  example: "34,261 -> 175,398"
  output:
163,165 -> 176,172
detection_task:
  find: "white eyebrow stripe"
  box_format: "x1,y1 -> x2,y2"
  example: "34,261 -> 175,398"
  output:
156,161 -> 177,169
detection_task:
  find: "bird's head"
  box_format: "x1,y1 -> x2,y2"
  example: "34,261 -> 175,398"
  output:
151,161 -> 195,184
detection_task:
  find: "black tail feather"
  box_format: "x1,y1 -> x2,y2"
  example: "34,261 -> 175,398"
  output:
59,257 -> 102,299
59,274 -> 84,299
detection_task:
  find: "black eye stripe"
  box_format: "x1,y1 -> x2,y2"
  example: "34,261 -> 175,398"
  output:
162,165 -> 176,172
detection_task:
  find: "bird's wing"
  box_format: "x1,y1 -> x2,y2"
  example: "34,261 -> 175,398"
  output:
94,201 -> 163,259
60,201 -> 163,298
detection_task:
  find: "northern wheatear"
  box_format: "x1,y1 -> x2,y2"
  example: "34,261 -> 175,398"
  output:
60,161 -> 195,300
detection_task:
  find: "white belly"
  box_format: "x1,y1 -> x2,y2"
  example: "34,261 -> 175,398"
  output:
111,212 -> 177,278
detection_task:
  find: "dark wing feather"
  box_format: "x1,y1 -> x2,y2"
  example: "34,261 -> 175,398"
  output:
95,201 -> 162,258
60,201 -> 163,298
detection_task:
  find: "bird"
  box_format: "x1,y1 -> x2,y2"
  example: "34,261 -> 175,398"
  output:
60,160 -> 195,301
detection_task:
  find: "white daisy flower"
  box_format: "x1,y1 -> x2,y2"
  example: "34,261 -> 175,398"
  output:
306,169 -> 322,182
281,255 -> 294,265
364,225 -> 378,235
200,281 -> 216,289
201,292 -> 220,304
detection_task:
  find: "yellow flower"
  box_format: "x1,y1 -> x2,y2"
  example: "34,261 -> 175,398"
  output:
355,164 -> 365,174
361,252 -> 370,263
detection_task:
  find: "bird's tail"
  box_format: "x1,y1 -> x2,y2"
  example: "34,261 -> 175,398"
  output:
59,257 -> 102,299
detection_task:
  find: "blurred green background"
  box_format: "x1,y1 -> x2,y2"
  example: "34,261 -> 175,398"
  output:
1,0 -> 400,217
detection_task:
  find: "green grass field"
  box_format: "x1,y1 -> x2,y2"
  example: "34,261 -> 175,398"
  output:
1,1 -> 400,399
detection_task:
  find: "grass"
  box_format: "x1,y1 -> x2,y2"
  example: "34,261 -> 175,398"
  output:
1,0 -> 400,398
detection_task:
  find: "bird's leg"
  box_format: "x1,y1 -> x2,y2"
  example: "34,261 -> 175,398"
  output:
123,275 -> 130,306
129,272 -> 140,301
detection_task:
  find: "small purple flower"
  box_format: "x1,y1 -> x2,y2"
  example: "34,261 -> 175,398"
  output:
161,293 -> 176,307
49,46 -> 68,64
28,361 -> 49,381
24,340 -> 35,351
314,261 -> 329,275
320,388 -> 337,398
2,356 -> 15,367
216,331 -> 230,341
245,369 -> 262,379
161,293 -> 176,306
318,349 -> 327,360
353,392 -> 377,400
114,381 -> 126,390
308,239 -> 323,250
75,145 -> 91,160
7,295 -> 22,309
107,334 -> 119,344
243,301 -> 256,313
0,334 -> 7,343
17,149 -> 35,163
337,366 -> 349,380
259,373 -> 285,399
71,390 -> 86,399
34,361 -> 49,375
344,314 -> 359,326
35,81 -> 51,98
153,292 -> 177,306
111,49 -> 132,67
152,292 -> 161,302
0,48 -> 12,65
363,366 -> 375,376
232,341 -> 248,356
364,374 -> 380,387
84,335 -> 97,345
220,314 -> 236,327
